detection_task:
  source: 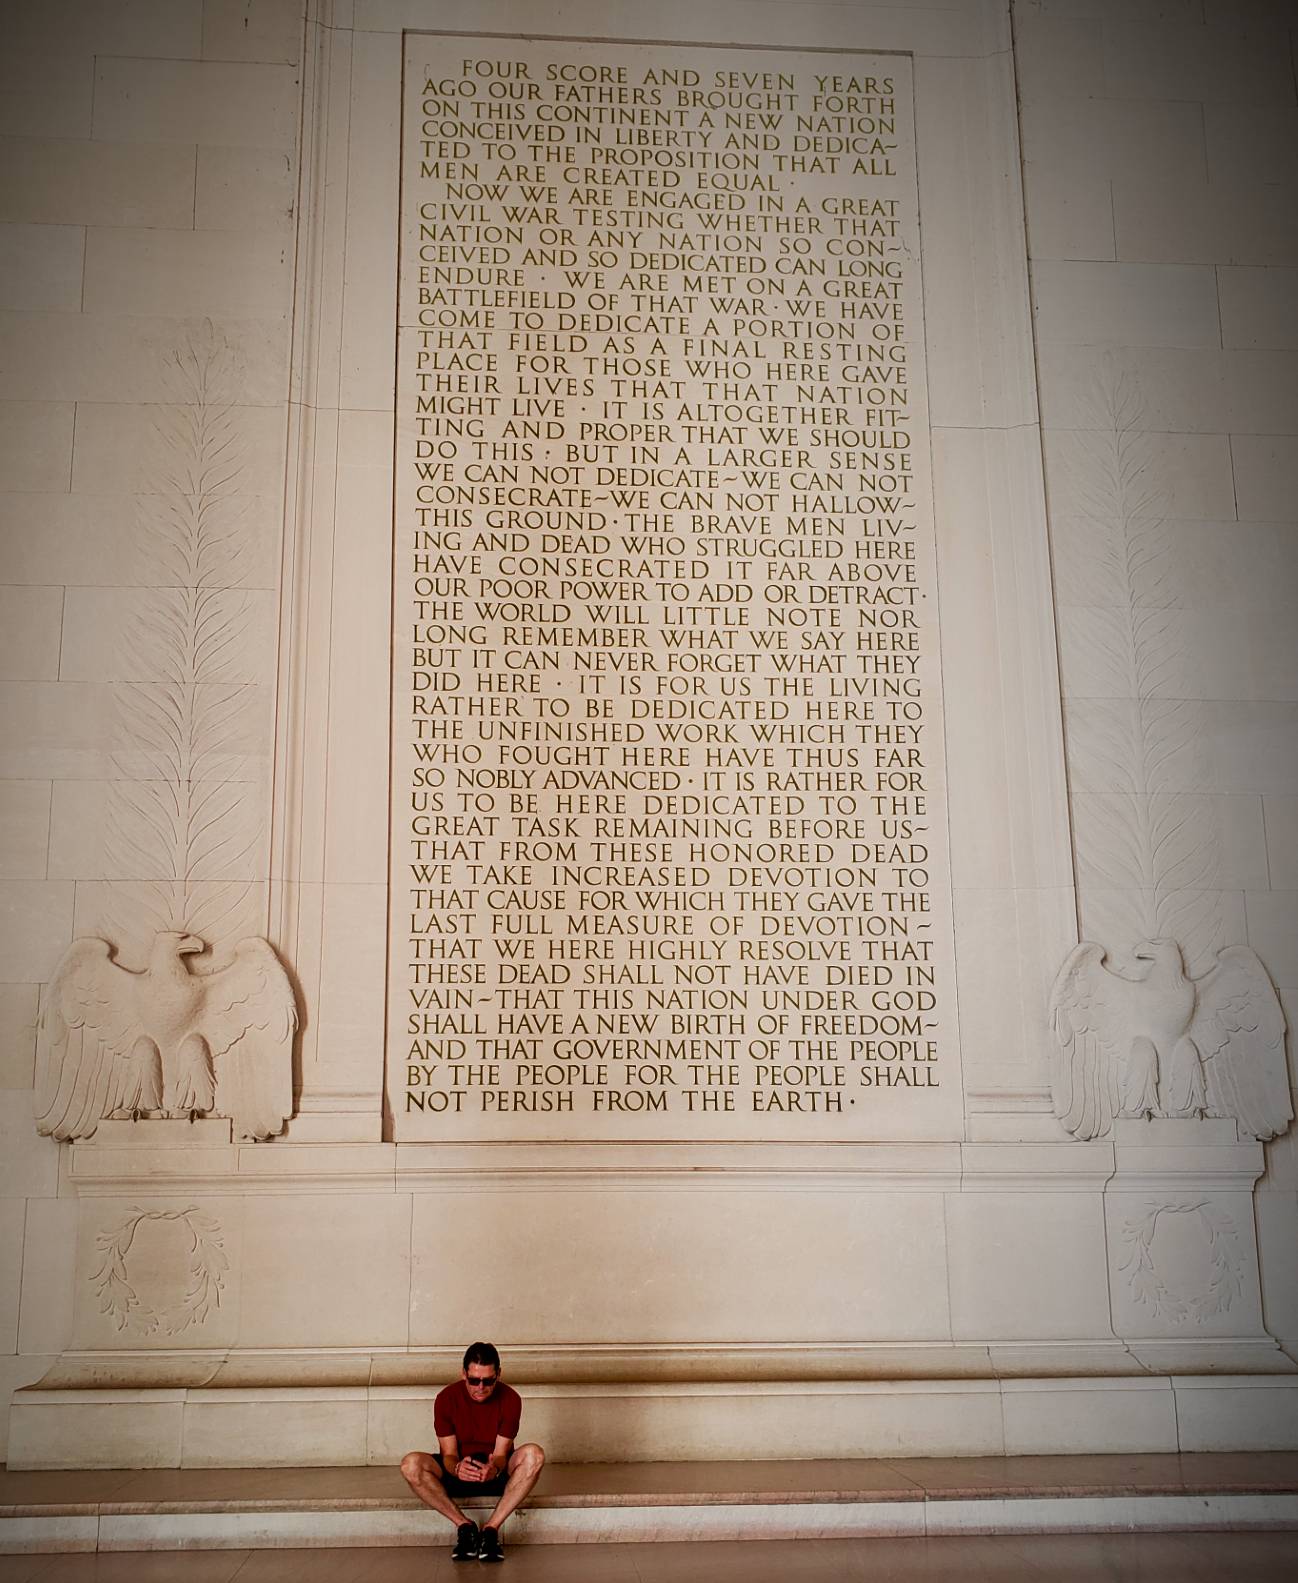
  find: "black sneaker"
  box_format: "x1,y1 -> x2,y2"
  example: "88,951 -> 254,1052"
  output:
452,1521 -> 480,1560
478,1526 -> 503,1563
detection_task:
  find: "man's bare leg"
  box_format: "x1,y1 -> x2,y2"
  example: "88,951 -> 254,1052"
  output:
400,1451 -> 471,1528
482,1442 -> 546,1533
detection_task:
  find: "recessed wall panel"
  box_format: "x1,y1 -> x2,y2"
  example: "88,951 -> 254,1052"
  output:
388,34 -> 961,1141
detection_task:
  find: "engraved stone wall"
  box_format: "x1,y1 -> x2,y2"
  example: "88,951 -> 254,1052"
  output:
388,37 -> 961,1141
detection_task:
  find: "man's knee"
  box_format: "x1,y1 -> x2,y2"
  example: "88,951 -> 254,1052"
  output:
400,1451 -> 440,1484
513,1443 -> 545,1475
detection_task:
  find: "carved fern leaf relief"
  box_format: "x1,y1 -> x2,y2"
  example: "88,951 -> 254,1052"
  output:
1058,604 -> 1140,701
1139,698 -> 1210,797
1050,514 -> 1125,609
1060,699 -> 1142,796
136,491 -> 260,590
1148,796 -> 1221,898
1073,795 -> 1158,895
1076,891 -> 1154,968
91,883 -> 267,970
102,322 -> 272,957
1052,368 -> 1227,967
1154,891 -> 1232,980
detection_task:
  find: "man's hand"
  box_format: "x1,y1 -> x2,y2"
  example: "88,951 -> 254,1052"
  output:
456,1456 -> 488,1483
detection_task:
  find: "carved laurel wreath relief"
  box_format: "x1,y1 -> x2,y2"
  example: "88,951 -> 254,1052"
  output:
91,1207 -> 228,1335
1118,1200 -> 1242,1325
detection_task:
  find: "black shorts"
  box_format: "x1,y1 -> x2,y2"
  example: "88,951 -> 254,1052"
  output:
434,1452 -> 509,1499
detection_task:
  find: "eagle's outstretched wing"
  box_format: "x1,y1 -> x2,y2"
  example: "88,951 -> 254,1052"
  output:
35,939 -> 142,1140
198,938 -> 298,1141
1048,942 -> 1127,1140
1193,946 -> 1290,1141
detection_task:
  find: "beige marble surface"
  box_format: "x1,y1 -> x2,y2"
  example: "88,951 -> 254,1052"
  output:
1,0 -> 1296,1480
5,1452 -> 1298,1516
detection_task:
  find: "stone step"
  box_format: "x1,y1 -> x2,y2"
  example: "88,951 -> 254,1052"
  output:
4,1454 -> 1298,1554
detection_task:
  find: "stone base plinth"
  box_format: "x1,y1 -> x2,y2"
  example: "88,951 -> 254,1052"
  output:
9,1369 -> 1298,1470
20,1132 -> 1292,1470
4,1453 -> 1298,1554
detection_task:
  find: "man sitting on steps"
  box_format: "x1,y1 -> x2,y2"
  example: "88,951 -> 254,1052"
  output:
400,1341 -> 546,1563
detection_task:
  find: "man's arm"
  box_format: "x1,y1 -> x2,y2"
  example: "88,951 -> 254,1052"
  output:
438,1433 -> 472,1481
482,1433 -> 514,1479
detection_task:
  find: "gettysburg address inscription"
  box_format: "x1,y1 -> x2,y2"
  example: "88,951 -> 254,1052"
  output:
389,36 -> 961,1140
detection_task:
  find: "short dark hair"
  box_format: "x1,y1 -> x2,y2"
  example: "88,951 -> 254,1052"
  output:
463,1341 -> 500,1372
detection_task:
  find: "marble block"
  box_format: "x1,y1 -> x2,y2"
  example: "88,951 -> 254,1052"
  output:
0,0 -> 1294,1478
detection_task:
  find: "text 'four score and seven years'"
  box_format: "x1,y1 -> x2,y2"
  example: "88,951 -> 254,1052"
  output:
389,45 -> 958,1137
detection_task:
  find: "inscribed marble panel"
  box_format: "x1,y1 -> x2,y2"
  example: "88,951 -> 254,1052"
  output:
387,34 -> 962,1144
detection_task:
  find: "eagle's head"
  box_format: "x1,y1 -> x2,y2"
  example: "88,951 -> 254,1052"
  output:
1132,938 -> 1185,978
151,931 -> 206,964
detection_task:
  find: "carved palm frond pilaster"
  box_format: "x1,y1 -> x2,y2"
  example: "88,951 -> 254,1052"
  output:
1056,367 -> 1225,973
102,323 -> 266,959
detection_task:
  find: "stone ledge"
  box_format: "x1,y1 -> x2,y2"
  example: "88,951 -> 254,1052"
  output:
3,1456 -> 1298,1552
17,1340 -> 1297,1393
64,1130 -> 1268,1195
9,1373 -> 1298,1469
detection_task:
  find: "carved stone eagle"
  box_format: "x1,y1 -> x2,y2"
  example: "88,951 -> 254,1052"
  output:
1049,939 -> 1291,1142
35,932 -> 298,1143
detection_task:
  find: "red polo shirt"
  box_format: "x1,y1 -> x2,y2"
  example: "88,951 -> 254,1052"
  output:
433,1379 -> 522,1460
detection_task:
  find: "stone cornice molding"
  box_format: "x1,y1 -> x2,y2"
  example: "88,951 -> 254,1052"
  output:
22,1337 -> 1297,1396
65,1136 -> 1263,1196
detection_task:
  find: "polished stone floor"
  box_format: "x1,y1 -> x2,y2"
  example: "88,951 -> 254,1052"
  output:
4,1534 -> 1298,1582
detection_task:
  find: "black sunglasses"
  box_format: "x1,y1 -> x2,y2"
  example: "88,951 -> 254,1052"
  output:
466,1375 -> 498,1388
